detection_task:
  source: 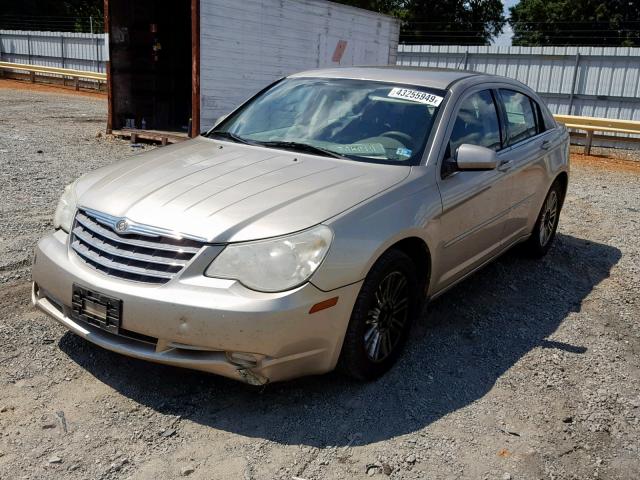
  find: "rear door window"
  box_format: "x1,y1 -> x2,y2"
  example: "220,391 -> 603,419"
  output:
499,89 -> 538,145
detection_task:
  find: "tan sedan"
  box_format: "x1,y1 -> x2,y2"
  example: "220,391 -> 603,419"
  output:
32,67 -> 569,384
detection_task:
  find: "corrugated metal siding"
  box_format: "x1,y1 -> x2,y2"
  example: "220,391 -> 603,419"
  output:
397,45 -> 640,148
0,30 -> 108,72
199,0 -> 400,128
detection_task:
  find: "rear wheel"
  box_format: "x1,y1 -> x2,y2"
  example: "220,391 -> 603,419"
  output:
338,249 -> 421,381
523,180 -> 563,257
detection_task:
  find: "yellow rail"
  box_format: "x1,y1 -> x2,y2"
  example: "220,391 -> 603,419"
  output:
553,114 -> 640,154
0,61 -> 106,88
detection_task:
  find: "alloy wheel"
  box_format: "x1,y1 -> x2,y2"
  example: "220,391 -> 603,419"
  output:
539,190 -> 558,247
364,271 -> 409,362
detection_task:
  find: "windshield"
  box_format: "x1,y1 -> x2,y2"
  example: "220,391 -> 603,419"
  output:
208,77 -> 445,165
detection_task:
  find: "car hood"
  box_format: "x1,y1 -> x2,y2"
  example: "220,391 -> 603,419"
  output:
75,137 -> 410,242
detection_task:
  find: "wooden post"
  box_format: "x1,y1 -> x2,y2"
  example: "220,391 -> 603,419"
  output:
74,76 -> 79,91
104,0 -> 113,134
190,0 -> 201,138
585,130 -> 594,156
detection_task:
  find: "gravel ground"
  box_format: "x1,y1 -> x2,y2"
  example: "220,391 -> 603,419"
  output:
1,83 -> 639,480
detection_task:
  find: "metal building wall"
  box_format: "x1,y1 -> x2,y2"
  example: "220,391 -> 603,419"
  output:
0,30 -> 108,73
199,0 -> 400,129
397,45 -> 640,147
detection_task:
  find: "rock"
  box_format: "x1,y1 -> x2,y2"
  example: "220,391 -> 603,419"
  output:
405,454 -> 416,464
502,474 -> 512,480
161,428 -> 176,438
56,411 -> 68,433
0,406 -> 7,413
68,464 -> 80,471
48,455 -> 62,464
181,466 -> 195,476
381,462 -> 392,475
366,464 -> 380,476
563,416 -> 574,423
42,418 -> 57,429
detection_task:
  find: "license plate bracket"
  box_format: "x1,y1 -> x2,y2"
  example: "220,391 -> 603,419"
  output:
71,284 -> 122,334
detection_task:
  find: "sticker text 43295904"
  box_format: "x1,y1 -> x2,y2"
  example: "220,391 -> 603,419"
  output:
387,87 -> 443,107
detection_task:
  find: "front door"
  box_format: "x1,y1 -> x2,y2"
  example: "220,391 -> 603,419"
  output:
433,89 -> 511,291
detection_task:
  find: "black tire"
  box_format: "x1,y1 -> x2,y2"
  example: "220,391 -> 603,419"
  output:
338,249 -> 422,381
522,180 -> 564,258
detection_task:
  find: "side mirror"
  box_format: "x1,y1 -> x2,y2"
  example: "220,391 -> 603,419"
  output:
455,144 -> 498,171
213,114 -> 228,128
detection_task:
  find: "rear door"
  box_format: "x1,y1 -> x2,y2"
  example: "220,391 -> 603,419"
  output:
433,88 -> 510,290
494,89 -> 557,243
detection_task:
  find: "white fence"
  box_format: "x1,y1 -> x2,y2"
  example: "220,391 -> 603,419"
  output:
0,30 -> 108,73
398,45 -> 640,148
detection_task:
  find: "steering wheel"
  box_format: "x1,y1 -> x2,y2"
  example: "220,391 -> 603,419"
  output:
380,131 -> 413,145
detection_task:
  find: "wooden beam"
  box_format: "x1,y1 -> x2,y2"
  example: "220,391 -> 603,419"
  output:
0,62 -> 106,81
554,114 -> 640,134
111,129 -> 188,144
191,0 -> 201,138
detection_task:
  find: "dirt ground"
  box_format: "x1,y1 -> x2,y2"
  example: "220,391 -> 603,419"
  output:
0,78 -> 106,99
0,83 -> 639,480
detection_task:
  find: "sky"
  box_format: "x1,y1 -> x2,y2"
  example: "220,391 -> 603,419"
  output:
492,0 -> 518,46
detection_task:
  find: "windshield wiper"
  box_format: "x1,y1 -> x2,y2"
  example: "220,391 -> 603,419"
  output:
255,141 -> 344,159
208,130 -> 251,144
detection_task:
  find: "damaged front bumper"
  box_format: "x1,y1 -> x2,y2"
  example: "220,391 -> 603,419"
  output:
32,230 -> 362,384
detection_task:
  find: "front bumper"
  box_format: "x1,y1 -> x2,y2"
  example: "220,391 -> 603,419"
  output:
32,230 -> 362,384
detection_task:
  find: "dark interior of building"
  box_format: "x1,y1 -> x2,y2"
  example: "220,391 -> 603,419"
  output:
108,0 -> 192,132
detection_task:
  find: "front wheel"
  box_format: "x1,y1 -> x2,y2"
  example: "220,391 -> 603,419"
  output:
338,249 -> 422,381
522,180 -> 563,257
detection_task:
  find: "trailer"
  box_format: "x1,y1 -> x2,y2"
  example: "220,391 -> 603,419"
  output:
104,0 -> 400,140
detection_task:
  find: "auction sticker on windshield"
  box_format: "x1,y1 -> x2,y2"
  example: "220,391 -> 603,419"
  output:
333,143 -> 386,156
388,88 -> 443,107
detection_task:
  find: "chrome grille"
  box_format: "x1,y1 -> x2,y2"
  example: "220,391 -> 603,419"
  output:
70,209 -> 205,284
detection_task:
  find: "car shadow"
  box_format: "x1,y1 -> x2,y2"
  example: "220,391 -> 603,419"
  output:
58,233 -> 621,447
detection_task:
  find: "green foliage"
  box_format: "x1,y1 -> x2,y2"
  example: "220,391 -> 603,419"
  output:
2,0 -> 509,45
0,0 -> 103,33
335,0 -> 506,45
510,0 -> 640,46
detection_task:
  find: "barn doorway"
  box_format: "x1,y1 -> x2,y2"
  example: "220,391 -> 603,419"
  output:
107,0 -> 194,135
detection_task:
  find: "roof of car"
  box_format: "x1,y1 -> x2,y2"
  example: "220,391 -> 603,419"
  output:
289,66 -> 483,90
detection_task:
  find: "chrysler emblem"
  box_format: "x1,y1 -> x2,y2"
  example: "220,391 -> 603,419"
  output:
115,219 -> 129,233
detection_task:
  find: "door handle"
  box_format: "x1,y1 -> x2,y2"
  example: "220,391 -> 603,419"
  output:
541,140 -> 552,150
497,160 -> 512,172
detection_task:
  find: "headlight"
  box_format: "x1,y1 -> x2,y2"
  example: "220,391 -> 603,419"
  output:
53,182 -> 78,233
205,225 -> 333,292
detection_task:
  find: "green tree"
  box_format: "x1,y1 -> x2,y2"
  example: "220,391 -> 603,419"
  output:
336,0 -> 506,45
0,0 -> 103,33
510,0 -> 640,46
